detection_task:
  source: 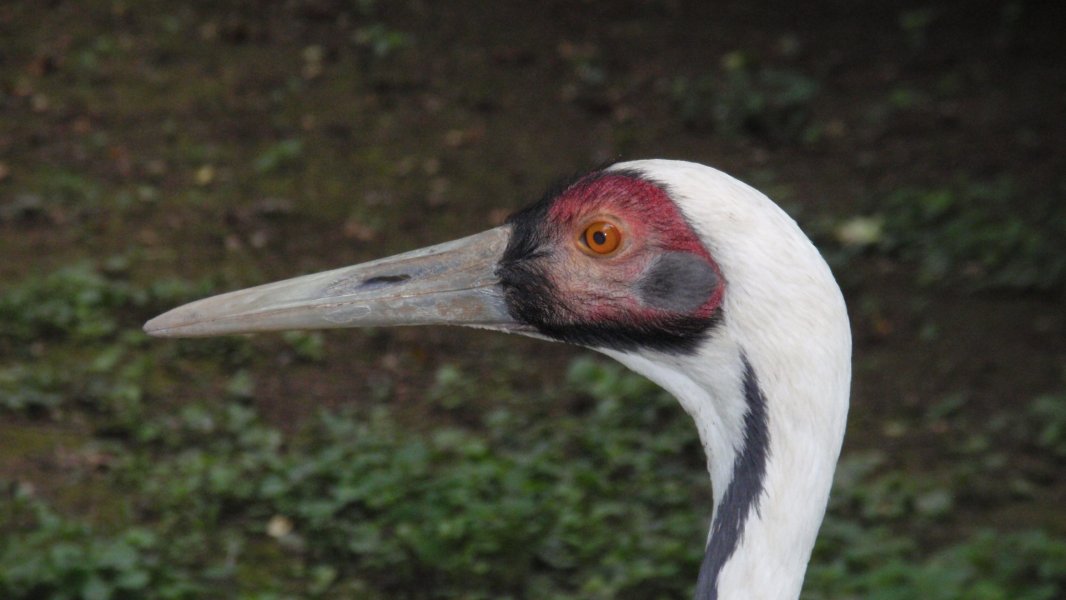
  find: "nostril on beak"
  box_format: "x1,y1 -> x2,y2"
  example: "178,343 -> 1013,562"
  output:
359,274 -> 412,289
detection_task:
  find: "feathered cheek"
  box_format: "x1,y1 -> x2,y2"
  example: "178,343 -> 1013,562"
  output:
635,252 -> 721,315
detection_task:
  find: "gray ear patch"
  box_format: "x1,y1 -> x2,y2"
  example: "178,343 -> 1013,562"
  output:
637,252 -> 719,313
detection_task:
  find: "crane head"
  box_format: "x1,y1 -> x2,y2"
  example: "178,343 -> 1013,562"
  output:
145,163 -> 724,354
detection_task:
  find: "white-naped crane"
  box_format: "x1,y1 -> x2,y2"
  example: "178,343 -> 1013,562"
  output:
146,159 -> 851,600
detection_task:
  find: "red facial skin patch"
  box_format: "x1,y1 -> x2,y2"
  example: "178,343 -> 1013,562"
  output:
544,173 -> 724,321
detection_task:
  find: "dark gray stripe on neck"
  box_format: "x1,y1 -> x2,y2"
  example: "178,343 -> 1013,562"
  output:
694,352 -> 770,600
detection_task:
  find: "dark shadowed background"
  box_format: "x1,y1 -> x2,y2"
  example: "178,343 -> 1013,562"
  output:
1,1 -> 1064,598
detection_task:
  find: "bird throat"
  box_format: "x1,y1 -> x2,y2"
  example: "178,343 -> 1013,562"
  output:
602,345 -> 775,600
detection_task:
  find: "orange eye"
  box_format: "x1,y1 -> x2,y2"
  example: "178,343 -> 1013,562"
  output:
582,221 -> 621,255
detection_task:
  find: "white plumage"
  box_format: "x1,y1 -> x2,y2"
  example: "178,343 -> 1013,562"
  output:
606,161 -> 851,598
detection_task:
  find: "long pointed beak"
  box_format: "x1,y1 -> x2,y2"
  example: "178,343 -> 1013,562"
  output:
144,226 -> 526,338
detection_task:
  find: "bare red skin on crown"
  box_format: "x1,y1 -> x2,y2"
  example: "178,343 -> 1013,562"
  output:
546,173 -> 724,320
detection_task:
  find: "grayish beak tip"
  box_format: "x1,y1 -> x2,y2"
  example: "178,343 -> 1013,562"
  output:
143,317 -> 178,338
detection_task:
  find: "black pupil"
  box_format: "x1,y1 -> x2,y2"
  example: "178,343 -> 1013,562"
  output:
592,231 -> 607,245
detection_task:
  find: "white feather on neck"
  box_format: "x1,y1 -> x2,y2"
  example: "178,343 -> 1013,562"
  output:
604,160 -> 852,599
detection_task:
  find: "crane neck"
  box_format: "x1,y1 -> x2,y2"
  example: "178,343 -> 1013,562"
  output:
606,330 -> 848,600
